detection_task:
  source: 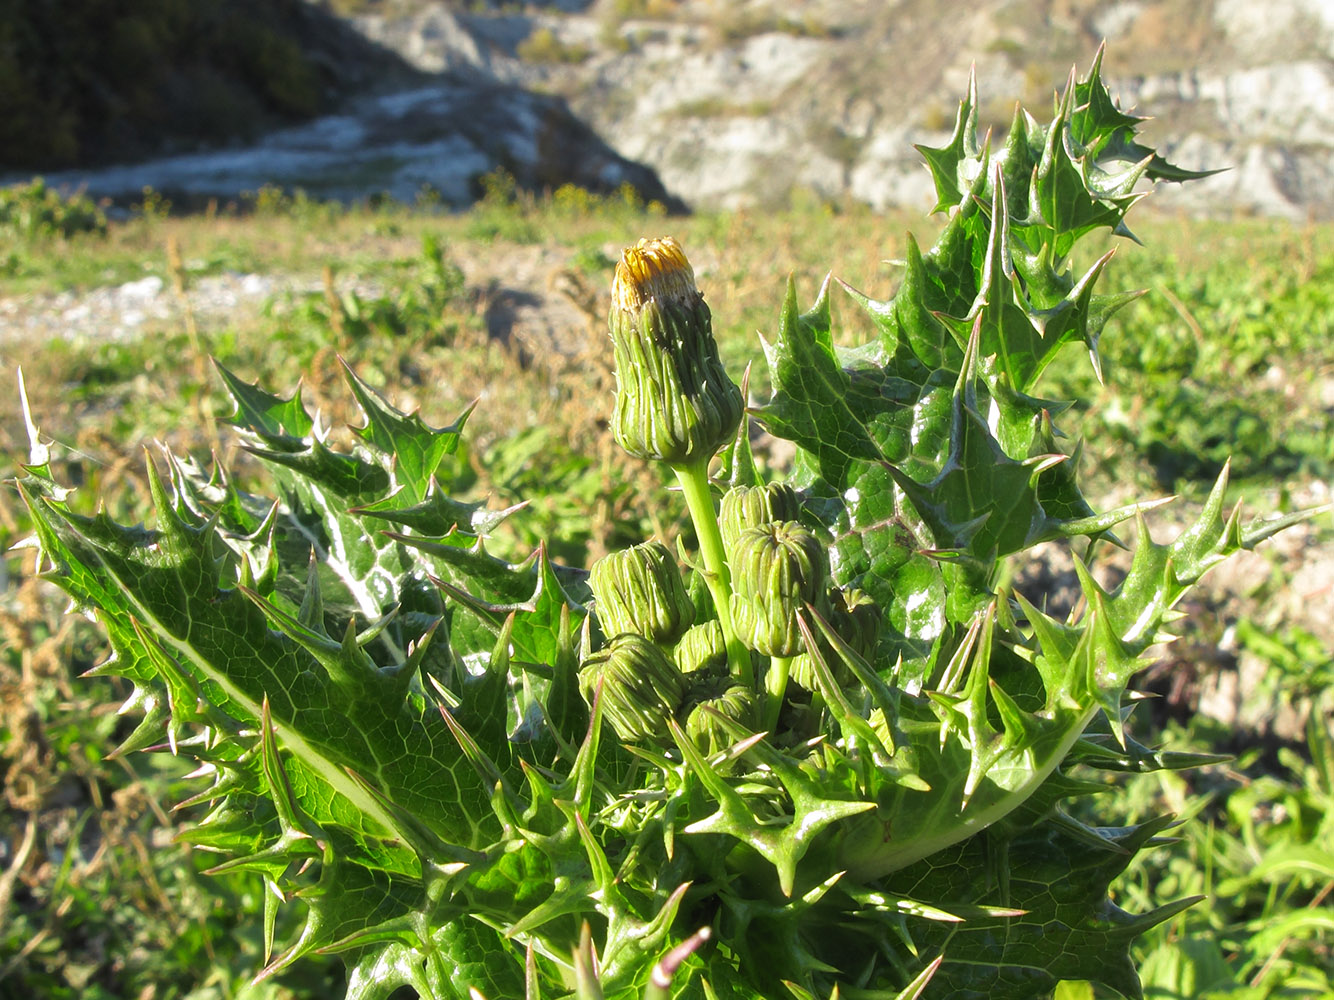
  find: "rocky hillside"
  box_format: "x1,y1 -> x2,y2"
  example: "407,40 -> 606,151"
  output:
349,0 -> 1334,218
0,0 -> 678,211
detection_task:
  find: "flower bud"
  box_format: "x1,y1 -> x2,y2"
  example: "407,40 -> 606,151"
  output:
719,482 -> 802,554
578,633 -> 685,744
684,682 -> 759,757
589,540 -> 694,645
608,237 -> 744,465
729,521 -> 827,658
673,619 -> 727,675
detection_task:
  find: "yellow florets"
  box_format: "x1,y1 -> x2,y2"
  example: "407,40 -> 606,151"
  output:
612,236 -> 698,313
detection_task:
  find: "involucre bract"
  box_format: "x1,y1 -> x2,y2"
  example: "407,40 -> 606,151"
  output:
729,521 -> 827,658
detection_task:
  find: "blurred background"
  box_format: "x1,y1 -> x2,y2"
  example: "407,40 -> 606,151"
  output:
3,0 -> 1334,216
1,2 -> 1331,998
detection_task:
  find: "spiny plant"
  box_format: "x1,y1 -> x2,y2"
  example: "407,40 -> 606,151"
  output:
12,50 -> 1325,999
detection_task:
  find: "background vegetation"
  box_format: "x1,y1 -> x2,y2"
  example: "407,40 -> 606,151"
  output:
0,179 -> 1331,997
0,0 -> 408,172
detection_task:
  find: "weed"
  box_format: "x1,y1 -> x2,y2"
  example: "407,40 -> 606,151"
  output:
11,52 -> 1327,1000
133,187 -> 172,226
0,179 -> 106,242
1,56 -> 1332,997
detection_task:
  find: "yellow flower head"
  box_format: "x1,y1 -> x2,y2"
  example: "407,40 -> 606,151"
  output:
612,236 -> 698,313
606,236 -> 742,466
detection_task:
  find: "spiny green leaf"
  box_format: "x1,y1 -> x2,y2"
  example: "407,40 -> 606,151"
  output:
1070,45 -> 1222,187
882,815 -> 1198,999
434,543 -> 585,669
342,359 -> 473,506
755,274 -> 883,489
355,479 -> 521,537
914,67 -> 982,214
216,359 -> 314,441
24,466 -> 496,864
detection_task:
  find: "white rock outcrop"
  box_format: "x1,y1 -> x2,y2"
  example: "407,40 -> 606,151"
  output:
23,0 -> 1333,218
346,0 -> 1334,217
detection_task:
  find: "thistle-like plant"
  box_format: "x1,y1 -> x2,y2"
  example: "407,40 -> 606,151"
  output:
13,50 -> 1326,1000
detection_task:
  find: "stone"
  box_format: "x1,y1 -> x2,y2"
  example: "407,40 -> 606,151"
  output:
14,76 -> 680,211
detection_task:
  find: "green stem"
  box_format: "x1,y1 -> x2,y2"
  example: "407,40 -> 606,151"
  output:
764,656 -> 794,732
672,459 -> 753,688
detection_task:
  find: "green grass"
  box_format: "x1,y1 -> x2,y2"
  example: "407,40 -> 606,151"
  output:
2,186 -> 1332,997
1048,218 -> 1334,495
1083,710 -> 1334,998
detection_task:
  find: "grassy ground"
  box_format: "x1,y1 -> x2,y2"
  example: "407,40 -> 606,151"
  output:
1,183 -> 1331,998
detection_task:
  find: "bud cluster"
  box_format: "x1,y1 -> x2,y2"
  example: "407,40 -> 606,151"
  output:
582,236 -> 888,752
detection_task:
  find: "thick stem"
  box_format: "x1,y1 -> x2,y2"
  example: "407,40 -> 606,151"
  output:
764,656 -> 795,732
672,459 -> 753,688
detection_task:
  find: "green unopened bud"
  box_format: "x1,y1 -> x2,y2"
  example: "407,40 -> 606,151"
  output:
729,522 -> 827,658
719,482 -> 802,554
673,619 -> 727,674
684,682 -> 759,757
579,633 -> 685,744
589,540 -> 694,645
608,237 -> 744,465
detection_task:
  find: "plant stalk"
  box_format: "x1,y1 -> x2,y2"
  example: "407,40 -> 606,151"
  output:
672,459 -> 753,688
764,656 -> 795,732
